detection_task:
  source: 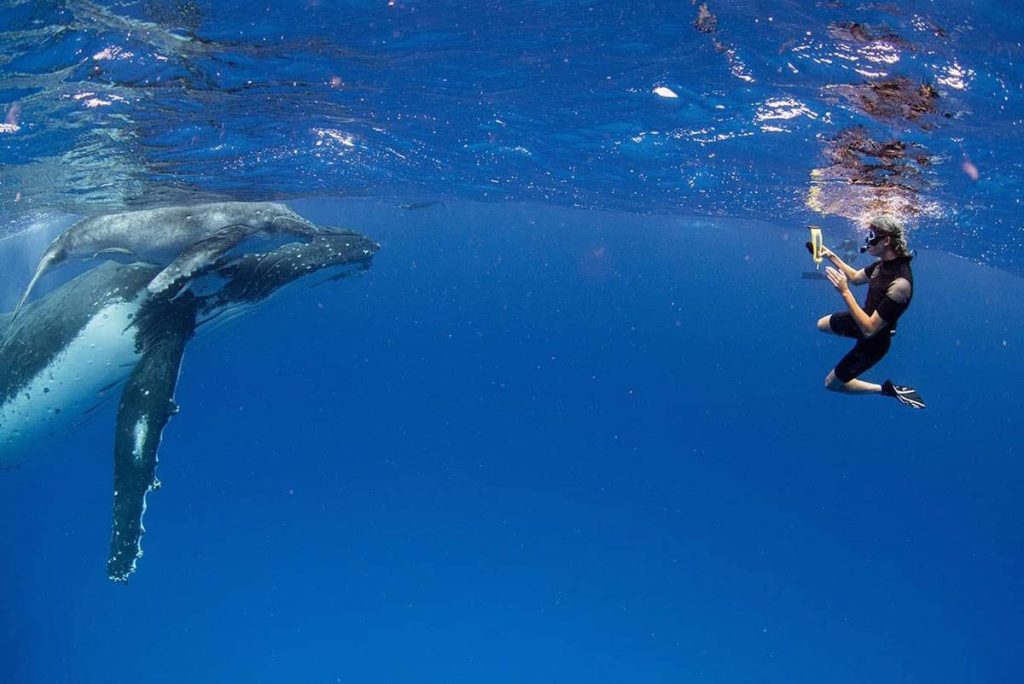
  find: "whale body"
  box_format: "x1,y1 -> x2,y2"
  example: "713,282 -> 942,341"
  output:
11,201 -> 326,319
0,219 -> 378,582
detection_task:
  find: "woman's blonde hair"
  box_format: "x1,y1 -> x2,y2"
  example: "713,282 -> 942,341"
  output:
869,214 -> 910,257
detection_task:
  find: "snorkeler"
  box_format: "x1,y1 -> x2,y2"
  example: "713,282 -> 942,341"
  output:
812,215 -> 925,409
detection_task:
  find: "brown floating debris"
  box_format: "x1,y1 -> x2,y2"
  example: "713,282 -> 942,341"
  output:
694,3 -> 717,33
828,77 -> 939,124
827,21 -> 911,49
806,126 -> 939,222
822,127 -> 931,192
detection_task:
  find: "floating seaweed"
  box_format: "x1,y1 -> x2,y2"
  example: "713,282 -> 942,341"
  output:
821,127 -> 931,192
806,126 -> 941,222
827,77 -> 940,126
827,21 -> 912,49
693,3 -> 717,33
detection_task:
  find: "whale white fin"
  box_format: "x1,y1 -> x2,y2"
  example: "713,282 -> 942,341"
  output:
147,224 -> 253,296
107,295 -> 197,583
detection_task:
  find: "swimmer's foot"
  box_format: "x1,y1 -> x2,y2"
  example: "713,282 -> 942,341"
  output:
881,380 -> 926,409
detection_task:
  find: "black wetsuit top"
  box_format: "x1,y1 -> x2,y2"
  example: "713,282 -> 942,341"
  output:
830,255 -> 914,382
863,255 -> 914,333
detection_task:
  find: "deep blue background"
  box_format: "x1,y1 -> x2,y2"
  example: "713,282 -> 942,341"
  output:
2,0 -> 1023,680
1,199 -> 1021,682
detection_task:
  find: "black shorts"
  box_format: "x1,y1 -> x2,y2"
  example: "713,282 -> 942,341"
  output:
829,312 -> 892,383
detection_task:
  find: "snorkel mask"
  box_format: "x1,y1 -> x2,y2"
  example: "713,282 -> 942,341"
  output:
859,229 -> 887,254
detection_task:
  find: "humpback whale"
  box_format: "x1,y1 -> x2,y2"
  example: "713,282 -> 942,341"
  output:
0,223 -> 378,582
11,201 -> 325,320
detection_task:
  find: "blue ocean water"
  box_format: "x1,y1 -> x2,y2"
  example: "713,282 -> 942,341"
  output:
1,2 -> 1022,683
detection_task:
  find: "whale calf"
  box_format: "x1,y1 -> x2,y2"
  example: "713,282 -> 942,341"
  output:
11,201 -> 326,319
1,221 -> 378,582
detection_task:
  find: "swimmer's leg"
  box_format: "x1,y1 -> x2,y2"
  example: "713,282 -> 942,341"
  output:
818,313 -> 859,337
825,329 -> 889,395
824,370 -> 882,395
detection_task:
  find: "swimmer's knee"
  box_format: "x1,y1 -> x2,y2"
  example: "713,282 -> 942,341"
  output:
817,315 -> 832,333
824,370 -> 844,392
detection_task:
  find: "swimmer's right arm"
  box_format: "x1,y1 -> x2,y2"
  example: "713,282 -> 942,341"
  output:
822,246 -> 866,284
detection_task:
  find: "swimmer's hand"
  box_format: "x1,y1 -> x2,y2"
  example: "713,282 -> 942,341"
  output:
805,241 -> 839,261
822,246 -> 852,270
825,265 -> 850,295
819,245 -> 840,262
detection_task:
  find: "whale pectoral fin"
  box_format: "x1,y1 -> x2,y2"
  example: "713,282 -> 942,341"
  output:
107,299 -> 196,583
147,224 -> 251,296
